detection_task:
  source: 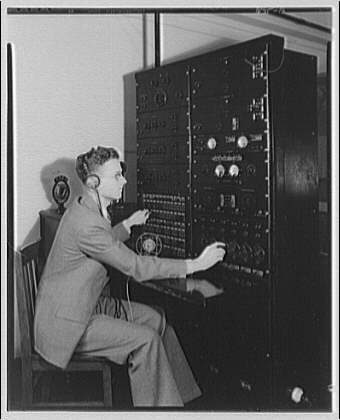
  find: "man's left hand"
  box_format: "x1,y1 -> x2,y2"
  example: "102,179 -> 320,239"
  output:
187,279 -> 224,298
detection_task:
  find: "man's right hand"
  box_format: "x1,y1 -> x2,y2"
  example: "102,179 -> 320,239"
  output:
196,241 -> 226,271
186,242 -> 225,275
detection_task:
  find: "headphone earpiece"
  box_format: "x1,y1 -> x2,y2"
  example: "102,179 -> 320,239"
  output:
86,174 -> 100,189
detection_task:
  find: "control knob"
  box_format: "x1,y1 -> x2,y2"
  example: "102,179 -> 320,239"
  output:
241,193 -> 256,209
253,244 -> 266,265
227,240 -> 240,261
215,164 -> 225,178
207,137 -> 217,150
228,164 -> 240,177
240,243 -> 253,264
237,135 -> 249,149
286,386 -> 311,406
246,164 -> 256,176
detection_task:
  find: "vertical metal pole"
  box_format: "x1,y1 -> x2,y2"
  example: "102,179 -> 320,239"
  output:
327,41 -> 331,259
154,12 -> 160,67
7,42 -> 14,409
326,41 -> 332,392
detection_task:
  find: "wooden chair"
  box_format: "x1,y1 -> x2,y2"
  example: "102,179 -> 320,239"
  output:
15,240 -> 127,409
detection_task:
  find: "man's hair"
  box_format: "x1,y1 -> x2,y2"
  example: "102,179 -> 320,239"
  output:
76,146 -> 120,184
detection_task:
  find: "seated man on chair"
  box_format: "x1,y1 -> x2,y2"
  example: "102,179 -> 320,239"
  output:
34,145 -> 225,407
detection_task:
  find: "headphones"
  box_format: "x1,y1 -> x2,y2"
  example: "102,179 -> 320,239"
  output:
84,161 -> 127,190
85,173 -> 101,190
84,166 -> 103,216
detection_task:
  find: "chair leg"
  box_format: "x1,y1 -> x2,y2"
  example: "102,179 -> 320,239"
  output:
40,374 -> 52,403
33,371 -> 40,390
31,371 -> 52,403
21,363 -> 33,409
102,365 -> 113,407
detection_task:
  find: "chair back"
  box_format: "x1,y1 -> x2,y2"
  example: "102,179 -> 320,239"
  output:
15,241 -> 41,360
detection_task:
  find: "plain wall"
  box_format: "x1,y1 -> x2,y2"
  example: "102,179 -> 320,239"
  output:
161,13 -> 330,73
6,14 -> 146,248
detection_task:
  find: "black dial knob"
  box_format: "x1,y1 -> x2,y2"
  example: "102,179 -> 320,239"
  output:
246,164 -> 256,176
253,244 -> 266,265
241,193 -> 256,209
240,243 -> 253,264
228,240 -> 240,261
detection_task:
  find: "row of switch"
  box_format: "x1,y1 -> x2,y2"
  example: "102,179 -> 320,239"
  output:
143,193 -> 185,201
144,200 -> 185,212
162,244 -> 186,258
143,194 -> 186,212
148,218 -> 186,229
193,206 -> 267,217
222,262 -> 265,277
148,209 -> 185,222
194,217 -> 267,230
146,222 -> 186,239
145,232 -> 186,249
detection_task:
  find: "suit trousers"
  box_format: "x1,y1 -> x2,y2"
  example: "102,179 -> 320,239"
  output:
75,295 -> 202,406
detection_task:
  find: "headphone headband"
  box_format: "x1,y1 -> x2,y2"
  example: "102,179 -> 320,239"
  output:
81,155 -> 127,189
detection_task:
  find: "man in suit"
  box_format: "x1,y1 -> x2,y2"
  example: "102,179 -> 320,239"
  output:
34,145 -> 225,406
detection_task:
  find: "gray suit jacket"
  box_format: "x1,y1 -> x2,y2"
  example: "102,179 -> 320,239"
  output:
34,194 -> 186,368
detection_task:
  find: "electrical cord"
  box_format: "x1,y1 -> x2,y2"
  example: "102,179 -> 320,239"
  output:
267,48 -> 285,73
126,276 -> 134,322
95,188 -> 104,218
244,48 -> 285,74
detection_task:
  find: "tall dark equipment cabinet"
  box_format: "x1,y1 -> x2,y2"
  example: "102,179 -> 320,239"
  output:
135,35 -> 328,410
